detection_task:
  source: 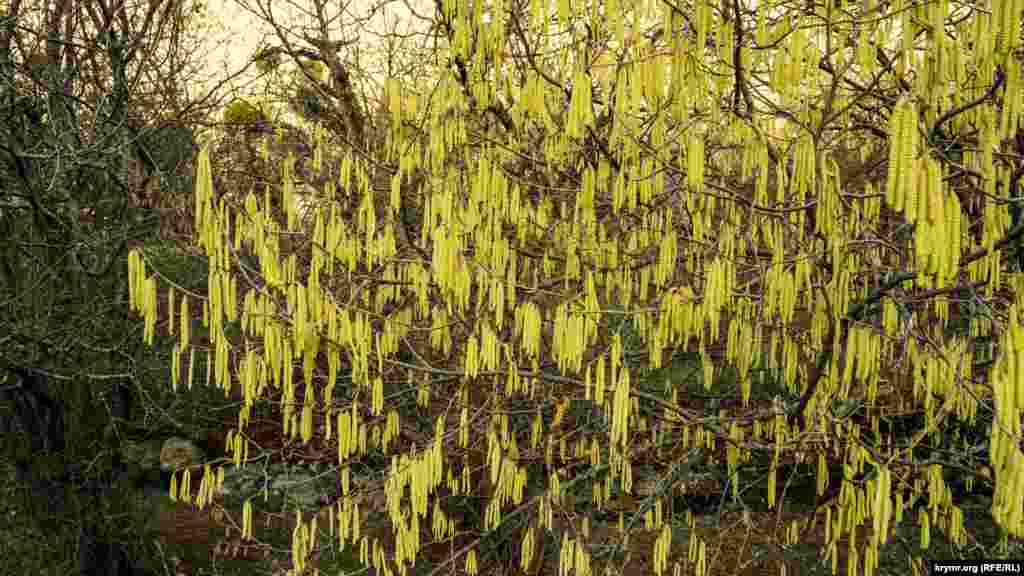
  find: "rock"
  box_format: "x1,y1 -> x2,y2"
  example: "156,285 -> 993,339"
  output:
122,435 -> 339,516
160,437 -> 206,471
214,462 -> 337,511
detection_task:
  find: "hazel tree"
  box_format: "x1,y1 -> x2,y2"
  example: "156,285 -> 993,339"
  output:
130,1 -> 1024,575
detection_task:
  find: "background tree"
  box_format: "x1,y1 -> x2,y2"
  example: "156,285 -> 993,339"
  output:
0,0 -> 251,573
131,1 -> 1024,575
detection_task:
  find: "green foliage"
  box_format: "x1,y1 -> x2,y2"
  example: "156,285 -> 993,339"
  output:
222,98 -> 267,127
137,120 -> 196,195
141,240 -> 209,291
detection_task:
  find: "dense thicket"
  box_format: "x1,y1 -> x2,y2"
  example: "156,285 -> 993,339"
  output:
0,0 -> 235,572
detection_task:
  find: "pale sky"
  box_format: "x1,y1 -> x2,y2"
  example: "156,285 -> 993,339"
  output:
196,0 -> 434,113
